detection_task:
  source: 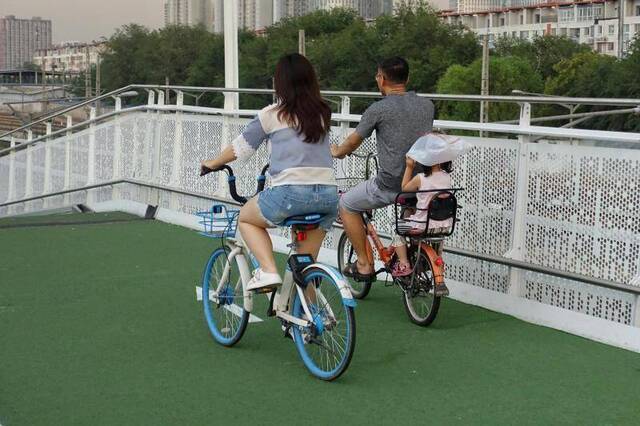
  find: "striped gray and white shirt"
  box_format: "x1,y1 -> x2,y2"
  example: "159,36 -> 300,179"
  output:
231,103 -> 336,187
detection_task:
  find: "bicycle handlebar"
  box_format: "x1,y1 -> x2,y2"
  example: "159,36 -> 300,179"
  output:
199,163 -> 269,205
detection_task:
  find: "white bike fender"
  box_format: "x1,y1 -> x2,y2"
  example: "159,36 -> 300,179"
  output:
302,263 -> 357,308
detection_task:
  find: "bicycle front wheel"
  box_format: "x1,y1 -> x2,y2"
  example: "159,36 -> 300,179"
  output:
402,249 -> 441,326
337,231 -> 372,299
292,266 -> 356,381
202,246 -> 249,346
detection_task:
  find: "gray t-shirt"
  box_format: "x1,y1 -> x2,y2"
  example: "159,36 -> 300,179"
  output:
355,92 -> 435,192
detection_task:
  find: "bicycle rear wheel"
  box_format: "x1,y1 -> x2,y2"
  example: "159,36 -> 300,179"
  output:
202,246 -> 249,346
337,231 -> 372,299
401,249 -> 441,326
291,266 -> 356,381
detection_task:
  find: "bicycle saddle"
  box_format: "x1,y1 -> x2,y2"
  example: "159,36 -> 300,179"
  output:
280,214 -> 325,228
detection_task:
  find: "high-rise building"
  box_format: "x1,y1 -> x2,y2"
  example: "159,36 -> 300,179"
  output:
273,0 -> 312,24
255,0 -> 274,30
359,0 -> 384,19
212,0 -> 273,32
164,0 -> 211,27
0,15 -> 52,70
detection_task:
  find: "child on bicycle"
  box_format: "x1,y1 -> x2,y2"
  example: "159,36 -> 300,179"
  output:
391,133 -> 467,295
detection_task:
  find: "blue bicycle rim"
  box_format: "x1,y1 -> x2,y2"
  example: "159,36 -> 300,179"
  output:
202,247 -> 247,345
292,270 -> 352,380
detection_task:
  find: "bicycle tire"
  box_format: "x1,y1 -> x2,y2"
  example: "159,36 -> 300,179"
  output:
202,246 -> 249,346
401,249 -> 441,326
291,266 -> 356,381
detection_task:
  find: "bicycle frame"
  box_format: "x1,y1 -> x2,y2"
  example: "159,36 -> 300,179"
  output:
213,232 -> 354,328
359,212 -> 446,283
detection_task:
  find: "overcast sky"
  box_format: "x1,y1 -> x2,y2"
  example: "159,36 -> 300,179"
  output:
0,0 -> 164,43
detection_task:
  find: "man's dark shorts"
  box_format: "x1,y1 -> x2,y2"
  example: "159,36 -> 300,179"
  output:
339,178 -> 397,213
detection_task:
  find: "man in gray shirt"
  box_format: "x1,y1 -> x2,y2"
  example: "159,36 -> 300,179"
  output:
331,57 -> 435,279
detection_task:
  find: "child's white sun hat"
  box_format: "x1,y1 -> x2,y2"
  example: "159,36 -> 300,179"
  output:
407,132 -> 469,166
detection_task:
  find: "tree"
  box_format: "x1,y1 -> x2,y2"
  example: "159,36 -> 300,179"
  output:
436,56 -> 543,122
494,35 -> 591,82
374,5 -> 480,93
603,36 -> 640,131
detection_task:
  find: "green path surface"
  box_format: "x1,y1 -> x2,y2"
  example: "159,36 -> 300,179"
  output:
1,213 -> 639,425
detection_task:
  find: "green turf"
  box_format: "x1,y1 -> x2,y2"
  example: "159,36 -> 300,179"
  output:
1,214 -> 639,425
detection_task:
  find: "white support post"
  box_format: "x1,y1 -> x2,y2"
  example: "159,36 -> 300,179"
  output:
169,110 -> 183,209
634,295 -> 640,328
142,111 -> 155,181
7,137 -> 16,202
150,110 -> 162,206
87,107 -> 97,204
63,116 -> 72,205
156,90 -> 165,107
506,102 -> 532,297
147,90 -> 156,106
151,111 -> 162,184
223,0 -> 240,112
336,96 -> 351,179
114,96 -> 122,112
176,90 -> 184,107
43,122 -> 53,208
218,0 -> 239,200
24,131 -> 33,199
112,107 -> 123,202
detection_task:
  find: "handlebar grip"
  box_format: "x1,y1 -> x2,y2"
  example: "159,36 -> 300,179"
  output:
200,164 -> 231,176
227,176 -> 248,204
256,164 -> 270,193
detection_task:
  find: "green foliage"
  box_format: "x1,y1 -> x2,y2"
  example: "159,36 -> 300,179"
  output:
96,7 -> 480,112
436,56 -> 543,122
82,9 -> 639,131
493,35 -> 591,82
545,51 -> 616,97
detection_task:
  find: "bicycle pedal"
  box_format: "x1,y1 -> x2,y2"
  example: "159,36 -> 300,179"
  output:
251,286 -> 278,294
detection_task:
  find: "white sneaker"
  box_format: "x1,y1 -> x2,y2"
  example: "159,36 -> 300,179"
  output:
246,268 -> 282,292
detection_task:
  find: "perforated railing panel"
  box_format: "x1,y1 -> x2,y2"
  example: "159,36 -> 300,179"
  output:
1,110 -> 638,326
525,143 -> 640,285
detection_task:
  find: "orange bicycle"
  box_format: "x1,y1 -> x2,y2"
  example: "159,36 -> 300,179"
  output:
336,154 -> 462,326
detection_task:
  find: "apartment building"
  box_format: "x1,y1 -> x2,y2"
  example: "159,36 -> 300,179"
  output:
0,15 -> 53,71
33,41 -> 107,74
442,0 -> 640,56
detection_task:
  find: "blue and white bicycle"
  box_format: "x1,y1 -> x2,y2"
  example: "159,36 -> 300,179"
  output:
198,165 -> 357,381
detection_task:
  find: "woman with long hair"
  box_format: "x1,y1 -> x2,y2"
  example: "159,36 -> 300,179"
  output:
201,53 -> 337,291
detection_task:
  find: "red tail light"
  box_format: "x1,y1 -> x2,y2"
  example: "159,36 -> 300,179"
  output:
297,232 -> 307,241
435,257 -> 444,267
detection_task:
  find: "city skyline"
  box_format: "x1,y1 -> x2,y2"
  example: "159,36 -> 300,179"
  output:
0,0 -> 164,43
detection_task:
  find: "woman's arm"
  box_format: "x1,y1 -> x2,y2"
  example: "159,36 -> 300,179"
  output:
201,145 -> 237,170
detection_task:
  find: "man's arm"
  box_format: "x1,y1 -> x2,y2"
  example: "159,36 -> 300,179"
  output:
331,132 -> 363,159
332,103 -> 379,159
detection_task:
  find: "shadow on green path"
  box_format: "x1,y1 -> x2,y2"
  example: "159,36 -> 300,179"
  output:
1,213 -> 639,425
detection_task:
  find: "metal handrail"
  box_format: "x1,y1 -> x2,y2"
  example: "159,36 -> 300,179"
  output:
2,102 -> 639,156
1,178 -> 638,296
2,83 -> 640,141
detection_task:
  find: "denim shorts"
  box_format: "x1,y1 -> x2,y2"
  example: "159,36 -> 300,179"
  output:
257,184 -> 339,231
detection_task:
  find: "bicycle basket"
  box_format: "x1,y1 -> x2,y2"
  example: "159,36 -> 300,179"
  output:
196,204 -> 239,238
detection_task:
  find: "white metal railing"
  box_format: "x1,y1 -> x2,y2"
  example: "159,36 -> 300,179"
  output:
1,86 -> 640,349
